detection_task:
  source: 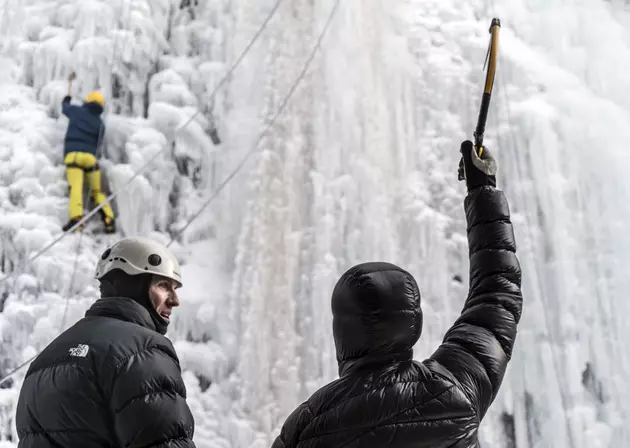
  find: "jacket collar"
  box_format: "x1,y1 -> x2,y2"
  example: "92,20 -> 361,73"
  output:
338,349 -> 414,377
83,102 -> 103,115
85,297 -> 157,332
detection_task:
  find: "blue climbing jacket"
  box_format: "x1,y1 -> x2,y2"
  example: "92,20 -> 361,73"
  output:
61,96 -> 105,156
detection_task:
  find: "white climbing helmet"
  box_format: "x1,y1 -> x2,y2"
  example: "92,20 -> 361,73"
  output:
94,237 -> 182,287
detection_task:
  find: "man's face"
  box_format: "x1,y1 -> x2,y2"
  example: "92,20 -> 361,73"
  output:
148,275 -> 180,322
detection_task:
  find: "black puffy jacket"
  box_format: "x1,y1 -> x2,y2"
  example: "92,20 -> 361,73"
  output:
15,297 -> 195,447
271,186 -> 522,448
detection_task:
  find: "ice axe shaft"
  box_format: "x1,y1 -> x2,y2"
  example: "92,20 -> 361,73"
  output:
68,71 -> 76,96
473,18 -> 501,153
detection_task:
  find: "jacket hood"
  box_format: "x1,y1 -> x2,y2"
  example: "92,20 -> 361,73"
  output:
83,101 -> 103,115
332,262 -> 423,376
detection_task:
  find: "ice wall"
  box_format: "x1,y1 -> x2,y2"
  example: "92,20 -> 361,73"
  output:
225,0 -> 630,446
484,1 -> 630,445
0,0 -> 629,447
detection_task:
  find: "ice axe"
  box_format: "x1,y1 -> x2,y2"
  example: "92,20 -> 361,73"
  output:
67,71 -> 76,96
459,18 -> 501,181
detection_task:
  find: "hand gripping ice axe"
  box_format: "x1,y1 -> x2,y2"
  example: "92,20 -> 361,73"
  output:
458,18 -> 501,181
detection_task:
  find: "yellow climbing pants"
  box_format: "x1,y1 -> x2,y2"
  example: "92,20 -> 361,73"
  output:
64,152 -> 115,221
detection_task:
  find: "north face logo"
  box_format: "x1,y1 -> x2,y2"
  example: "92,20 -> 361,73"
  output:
68,344 -> 89,357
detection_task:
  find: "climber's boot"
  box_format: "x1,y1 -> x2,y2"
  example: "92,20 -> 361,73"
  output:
62,217 -> 83,232
102,216 -> 116,234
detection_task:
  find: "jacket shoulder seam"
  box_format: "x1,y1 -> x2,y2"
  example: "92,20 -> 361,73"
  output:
428,369 -> 480,423
304,400 -> 315,418
113,343 -> 172,370
141,435 -> 193,447
113,387 -> 185,414
19,427 -> 92,436
301,384 -> 468,442
25,358 -> 83,379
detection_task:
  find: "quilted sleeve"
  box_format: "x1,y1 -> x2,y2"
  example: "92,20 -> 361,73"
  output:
110,344 -> 196,447
427,186 -> 523,420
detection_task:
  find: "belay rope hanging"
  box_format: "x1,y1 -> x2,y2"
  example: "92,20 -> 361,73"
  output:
0,0 -> 288,292
0,0 -> 339,387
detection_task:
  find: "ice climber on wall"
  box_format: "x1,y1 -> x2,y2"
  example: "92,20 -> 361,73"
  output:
271,140 -> 523,448
15,237 -> 196,447
61,72 -> 116,234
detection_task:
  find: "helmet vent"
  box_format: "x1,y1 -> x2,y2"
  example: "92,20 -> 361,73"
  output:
148,254 -> 162,266
101,249 -> 111,260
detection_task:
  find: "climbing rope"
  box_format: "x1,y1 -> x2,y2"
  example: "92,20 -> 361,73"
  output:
167,0 -> 341,247
0,0 -> 286,290
0,0 -> 286,386
0,1 -> 133,386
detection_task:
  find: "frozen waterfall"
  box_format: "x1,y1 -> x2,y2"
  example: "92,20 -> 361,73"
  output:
0,0 -> 629,447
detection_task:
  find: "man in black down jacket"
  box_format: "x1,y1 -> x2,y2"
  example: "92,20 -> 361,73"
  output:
15,237 -> 196,447
271,141 -> 523,448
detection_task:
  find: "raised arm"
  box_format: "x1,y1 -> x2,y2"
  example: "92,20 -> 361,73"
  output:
61,95 -> 77,117
110,343 -> 196,447
62,72 -> 78,117
426,141 -> 523,420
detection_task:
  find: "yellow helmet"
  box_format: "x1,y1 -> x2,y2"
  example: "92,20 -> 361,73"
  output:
85,91 -> 105,106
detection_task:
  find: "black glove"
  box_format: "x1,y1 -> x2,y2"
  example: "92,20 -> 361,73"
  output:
457,140 -> 497,190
